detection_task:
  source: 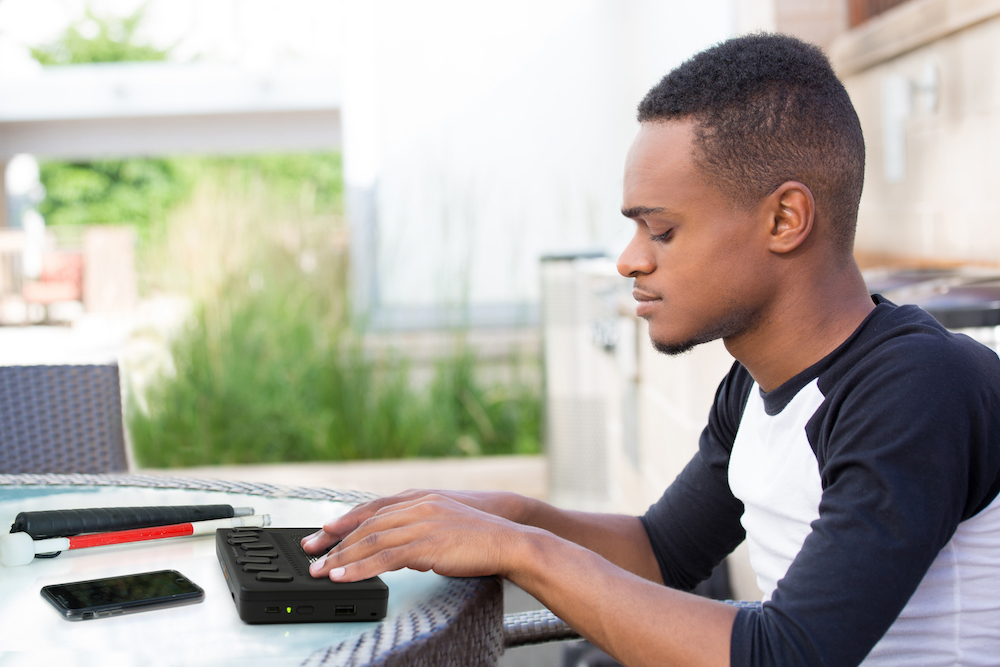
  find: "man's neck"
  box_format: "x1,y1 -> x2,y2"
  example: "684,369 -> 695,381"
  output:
724,265 -> 876,393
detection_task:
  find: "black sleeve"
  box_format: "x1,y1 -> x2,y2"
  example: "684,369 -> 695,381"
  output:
730,331 -> 1000,667
640,362 -> 751,590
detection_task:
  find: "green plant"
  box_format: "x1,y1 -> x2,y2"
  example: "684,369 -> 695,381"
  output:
128,290 -> 542,467
31,6 -> 169,66
38,159 -> 194,234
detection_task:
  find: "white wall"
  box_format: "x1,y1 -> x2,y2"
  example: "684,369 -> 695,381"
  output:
831,0 -> 1000,266
342,0 -> 734,327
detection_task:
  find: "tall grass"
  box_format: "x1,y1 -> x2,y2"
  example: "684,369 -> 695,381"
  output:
129,297 -> 542,466
127,157 -> 541,467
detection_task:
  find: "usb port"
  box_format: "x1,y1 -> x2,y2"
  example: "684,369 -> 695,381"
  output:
265,606 -> 280,613
334,605 -> 356,615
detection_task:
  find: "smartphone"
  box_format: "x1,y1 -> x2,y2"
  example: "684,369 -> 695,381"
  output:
40,569 -> 204,621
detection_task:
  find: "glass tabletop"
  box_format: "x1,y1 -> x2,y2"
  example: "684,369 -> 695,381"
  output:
0,484 -> 450,666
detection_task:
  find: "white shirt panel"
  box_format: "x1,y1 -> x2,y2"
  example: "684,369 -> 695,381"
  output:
728,379 -> 825,601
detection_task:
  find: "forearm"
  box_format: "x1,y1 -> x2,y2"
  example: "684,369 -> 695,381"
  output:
511,495 -> 663,583
506,527 -> 735,667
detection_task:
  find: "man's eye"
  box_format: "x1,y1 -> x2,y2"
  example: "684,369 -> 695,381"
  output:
651,229 -> 673,242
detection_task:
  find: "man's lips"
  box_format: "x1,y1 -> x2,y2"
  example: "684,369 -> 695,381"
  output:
632,287 -> 661,317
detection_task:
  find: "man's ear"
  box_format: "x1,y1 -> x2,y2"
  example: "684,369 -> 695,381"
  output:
765,181 -> 814,254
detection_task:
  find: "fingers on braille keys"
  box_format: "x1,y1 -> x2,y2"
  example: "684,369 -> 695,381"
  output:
308,539 -> 341,562
309,556 -> 328,575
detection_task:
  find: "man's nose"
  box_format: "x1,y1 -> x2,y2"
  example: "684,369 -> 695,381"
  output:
617,234 -> 654,278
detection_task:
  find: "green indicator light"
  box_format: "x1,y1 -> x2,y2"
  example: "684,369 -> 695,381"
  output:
286,607 -> 291,614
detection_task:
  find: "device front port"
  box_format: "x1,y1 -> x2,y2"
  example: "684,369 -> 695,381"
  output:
265,606 -> 280,613
334,605 -> 356,615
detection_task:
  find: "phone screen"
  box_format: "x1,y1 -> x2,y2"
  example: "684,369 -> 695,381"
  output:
41,570 -> 204,620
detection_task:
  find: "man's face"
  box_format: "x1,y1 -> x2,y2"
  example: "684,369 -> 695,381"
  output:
617,121 -> 771,355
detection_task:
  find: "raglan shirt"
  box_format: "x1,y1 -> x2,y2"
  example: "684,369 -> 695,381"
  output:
640,297 -> 1000,666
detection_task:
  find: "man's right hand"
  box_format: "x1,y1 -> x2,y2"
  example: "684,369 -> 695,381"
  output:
300,488 -> 530,557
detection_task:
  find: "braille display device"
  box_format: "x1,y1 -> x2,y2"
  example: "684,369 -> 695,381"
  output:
216,527 -> 389,623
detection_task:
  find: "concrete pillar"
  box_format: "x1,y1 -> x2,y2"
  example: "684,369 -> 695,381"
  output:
342,0 -> 381,321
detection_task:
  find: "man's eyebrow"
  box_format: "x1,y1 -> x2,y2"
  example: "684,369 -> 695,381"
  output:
621,205 -> 668,219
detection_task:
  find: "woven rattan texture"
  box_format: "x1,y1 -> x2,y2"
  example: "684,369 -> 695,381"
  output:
502,600 -> 765,649
0,365 -> 128,474
503,608 -> 581,647
0,474 -> 504,666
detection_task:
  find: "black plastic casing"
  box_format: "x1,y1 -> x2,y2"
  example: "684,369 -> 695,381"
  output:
216,528 -> 388,624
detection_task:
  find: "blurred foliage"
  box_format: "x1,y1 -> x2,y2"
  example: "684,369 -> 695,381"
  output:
31,6 -> 169,65
129,299 -> 542,467
194,154 -> 344,218
38,154 -> 343,247
126,159 -> 540,466
38,160 -> 193,232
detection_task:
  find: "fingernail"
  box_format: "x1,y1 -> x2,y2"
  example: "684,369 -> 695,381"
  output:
329,567 -> 346,580
309,557 -> 326,574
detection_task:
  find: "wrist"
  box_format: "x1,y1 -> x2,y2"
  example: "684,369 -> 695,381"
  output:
504,493 -> 546,526
485,491 -> 538,525
500,523 -> 559,583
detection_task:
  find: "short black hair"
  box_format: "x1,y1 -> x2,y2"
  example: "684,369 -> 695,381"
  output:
638,33 -> 865,253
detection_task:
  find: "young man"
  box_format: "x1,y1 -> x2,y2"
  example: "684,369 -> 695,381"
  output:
304,34 -> 1000,666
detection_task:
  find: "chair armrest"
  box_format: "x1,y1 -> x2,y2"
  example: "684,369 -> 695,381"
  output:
502,600 -> 762,649
503,609 -> 581,648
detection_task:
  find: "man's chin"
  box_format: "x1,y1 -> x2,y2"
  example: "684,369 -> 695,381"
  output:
649,328 -> 724,356
647,305 -> 758,357
651,338 -> 699,356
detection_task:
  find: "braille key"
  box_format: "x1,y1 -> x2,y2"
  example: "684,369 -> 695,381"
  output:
241,549 -> 278,558
242,564 -> 279,572
236,556 -> 271,564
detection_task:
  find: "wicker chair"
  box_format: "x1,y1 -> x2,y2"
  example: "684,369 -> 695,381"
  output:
0,364 -> 128,474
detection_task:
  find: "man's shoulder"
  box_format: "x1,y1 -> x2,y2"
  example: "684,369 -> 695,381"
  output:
820,299 -> 1000,397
